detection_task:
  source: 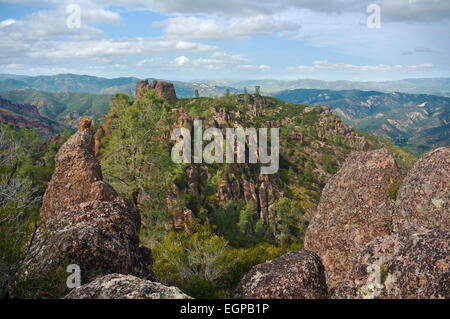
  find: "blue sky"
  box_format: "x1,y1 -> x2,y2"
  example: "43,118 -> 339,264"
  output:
0,0 -> 449,81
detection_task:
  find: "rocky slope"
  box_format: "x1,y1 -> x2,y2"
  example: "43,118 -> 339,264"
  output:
0,96 -> 61,136
272,89 -> 450,156
96,81 -> 415,247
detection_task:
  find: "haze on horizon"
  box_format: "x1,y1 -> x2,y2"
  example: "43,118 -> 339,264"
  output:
0,0 -> 449,82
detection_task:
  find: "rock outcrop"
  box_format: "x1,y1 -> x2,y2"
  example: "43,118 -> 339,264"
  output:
27,119 -> 151,284
335,227 -> 449,299
304,148 -> 402,289
233,251 -> 328,299
136,79 -> 176,102
64,274 -> 190,299
40,120 -> 117,220
394,146 -> 449,231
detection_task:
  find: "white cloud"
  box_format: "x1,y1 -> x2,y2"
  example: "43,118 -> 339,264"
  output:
174,55 -> 189,66
154,15 -> 301,40
0,19 -> 16,28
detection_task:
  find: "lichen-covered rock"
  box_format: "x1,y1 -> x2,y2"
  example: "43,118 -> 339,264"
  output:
40,121 -> 115,220
27,198 -> 151,284
304,148 -> 402,289
394,146 -> 449,231
334,227 -> 449,299
64,274 -> 190,299
232,251 -> 328,299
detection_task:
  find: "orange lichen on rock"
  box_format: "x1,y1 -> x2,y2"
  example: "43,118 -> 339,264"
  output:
79,117 -> 92,131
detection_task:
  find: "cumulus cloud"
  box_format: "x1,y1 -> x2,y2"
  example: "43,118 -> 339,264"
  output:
174,55 -> 189,66
154,15 -> 301,40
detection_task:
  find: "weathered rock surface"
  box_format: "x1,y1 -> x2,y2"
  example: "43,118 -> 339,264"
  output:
28,198 -> 150,283
304,148 -> 402,289
64,274 -> 190,299
233,251 -> 328,299
40,121 -> 116,220
394,146 -> 449,231
136,79 -> 176,102
335,227 -> 449,299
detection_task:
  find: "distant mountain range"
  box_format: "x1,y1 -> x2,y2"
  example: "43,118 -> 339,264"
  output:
0,74 -> 238,98
203,78 -> 450,97
272,89 -> 449,155
0,73 -> 448,155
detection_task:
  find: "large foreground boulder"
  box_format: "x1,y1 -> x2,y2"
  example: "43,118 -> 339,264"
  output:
233,251 -> 328,299
304,148 -> 402,289
335,227 -> 449,299
64,274 -> 190,299
394,146 -> 449,231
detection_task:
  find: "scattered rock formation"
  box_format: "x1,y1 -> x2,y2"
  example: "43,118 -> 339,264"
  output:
304,148 -> 402,289
64,274 -> 190,299
27,119 -> 151,285
335,227 -> 449,299
394,146 -> 449,231
233,251 -> 328,299
136,79 -> 176,102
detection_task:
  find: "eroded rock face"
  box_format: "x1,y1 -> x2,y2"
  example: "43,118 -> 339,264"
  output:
394,146 -> 449,231
304,148 -> 402,289
39,122 -> 115,220
233,251 -> 328,299
335,227 -> 449,299
136,79 -> 176,102
64,274 -> 190,299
